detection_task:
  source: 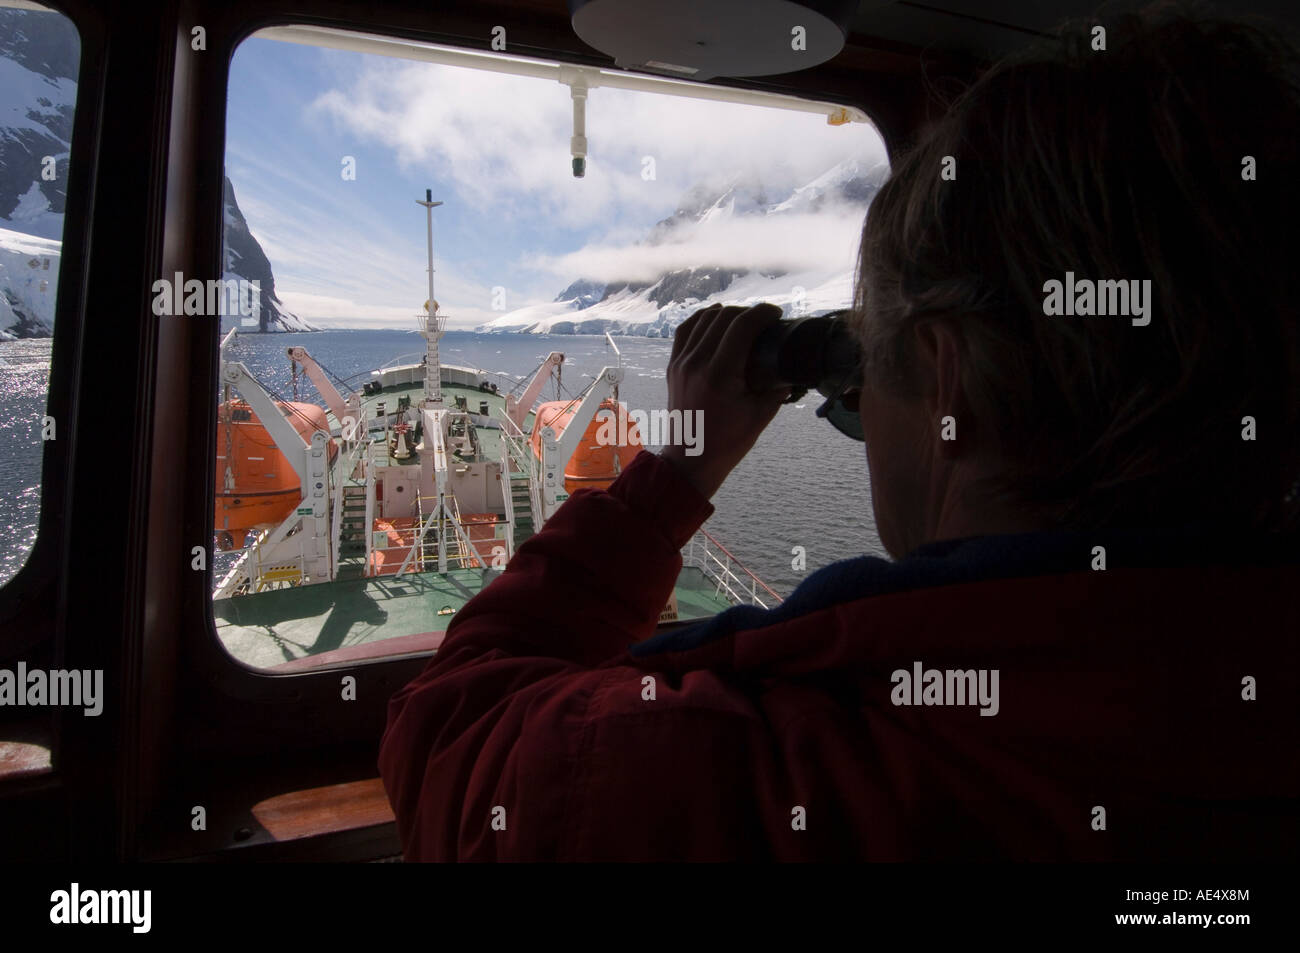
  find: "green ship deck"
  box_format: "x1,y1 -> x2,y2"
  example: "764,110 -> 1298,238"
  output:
214,564 -> 735,670
215,359 -> 742,670
326,360 -> 537,468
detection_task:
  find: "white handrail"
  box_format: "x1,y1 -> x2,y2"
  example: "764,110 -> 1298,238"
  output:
499,413 -> 546,535
681,530 -> 781,609
446,498 -> 483,570
396,493 -> 431,576
500,440 -> 515,560
214,531 -> 259,595
363,443 -> 378,576
328,437 -> 370,580
329,450 -> 346,581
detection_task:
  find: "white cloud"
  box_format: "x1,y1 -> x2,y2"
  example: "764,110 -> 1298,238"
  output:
274,291 -> 413,326
231,38 -> 888,326
524,209 -> 866,284
226,147 -> 557,323
277,292 -> 508,331
439,304 -> 514,330
310,56 -> 886,233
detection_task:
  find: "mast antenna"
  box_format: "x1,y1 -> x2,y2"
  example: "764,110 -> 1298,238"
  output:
416,188 -> 445,405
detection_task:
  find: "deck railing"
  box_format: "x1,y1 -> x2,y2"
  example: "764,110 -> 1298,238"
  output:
214,534 -> 258,595
329,437 -> 367,580
501,410 -> 778,609
682,528 -> 782,609
378,494 -> 490,575
499,412 -> 541,525
499,440 -> 516,558
213,526 -> 307,595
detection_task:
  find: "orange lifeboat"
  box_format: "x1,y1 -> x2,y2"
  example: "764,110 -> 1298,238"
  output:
528,398 -> 643,494
214,399 -> 338,550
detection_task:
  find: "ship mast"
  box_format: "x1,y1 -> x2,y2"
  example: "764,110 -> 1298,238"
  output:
416,189 -> 444,406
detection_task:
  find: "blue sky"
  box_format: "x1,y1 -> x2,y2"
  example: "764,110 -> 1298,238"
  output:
225,33 -> 887,330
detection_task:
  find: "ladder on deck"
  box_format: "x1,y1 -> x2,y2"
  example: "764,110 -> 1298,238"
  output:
509,472 -> 534,546
337,483 -> 368,580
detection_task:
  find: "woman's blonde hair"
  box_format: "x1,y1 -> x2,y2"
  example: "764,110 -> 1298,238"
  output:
852,6 -> 1300,531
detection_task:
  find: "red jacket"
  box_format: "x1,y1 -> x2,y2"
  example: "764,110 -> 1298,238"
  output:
379,449 -> 1299,860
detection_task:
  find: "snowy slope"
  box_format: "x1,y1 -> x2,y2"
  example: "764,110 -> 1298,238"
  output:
220,175 -> 317,333
1,7 -> 313,336
0,226 -> 58,340
0,9 -> 76,242
0,6 -> 71,340
478,157 -> 886,336
769,156 -> 890,214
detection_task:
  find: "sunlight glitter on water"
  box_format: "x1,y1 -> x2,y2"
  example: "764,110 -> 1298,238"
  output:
0,338 -> 52,585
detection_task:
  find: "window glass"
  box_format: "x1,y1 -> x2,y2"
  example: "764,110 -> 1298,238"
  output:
216,27 -> 888,670
0,3 -> 79,587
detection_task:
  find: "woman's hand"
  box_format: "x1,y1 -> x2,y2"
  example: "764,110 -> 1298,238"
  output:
658,302 -> 789,499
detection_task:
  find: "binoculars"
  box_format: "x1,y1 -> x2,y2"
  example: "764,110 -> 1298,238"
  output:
745,309 -> 864,440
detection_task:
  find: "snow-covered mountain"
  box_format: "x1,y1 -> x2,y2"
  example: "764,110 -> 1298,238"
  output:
221,175 -> 316,333
477,156 -> 888,336
0,7 -> 74,243
0,6 -> 312,337
0,7 -> 73,340
0,226 -> 58,339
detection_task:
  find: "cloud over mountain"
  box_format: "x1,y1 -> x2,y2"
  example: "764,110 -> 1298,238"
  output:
479,156 -> 887,336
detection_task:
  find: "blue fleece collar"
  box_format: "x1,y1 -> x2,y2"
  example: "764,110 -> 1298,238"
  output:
631,525 -> 1297,658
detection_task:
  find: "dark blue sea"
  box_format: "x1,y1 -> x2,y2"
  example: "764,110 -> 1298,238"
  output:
0,329 -> 885,597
